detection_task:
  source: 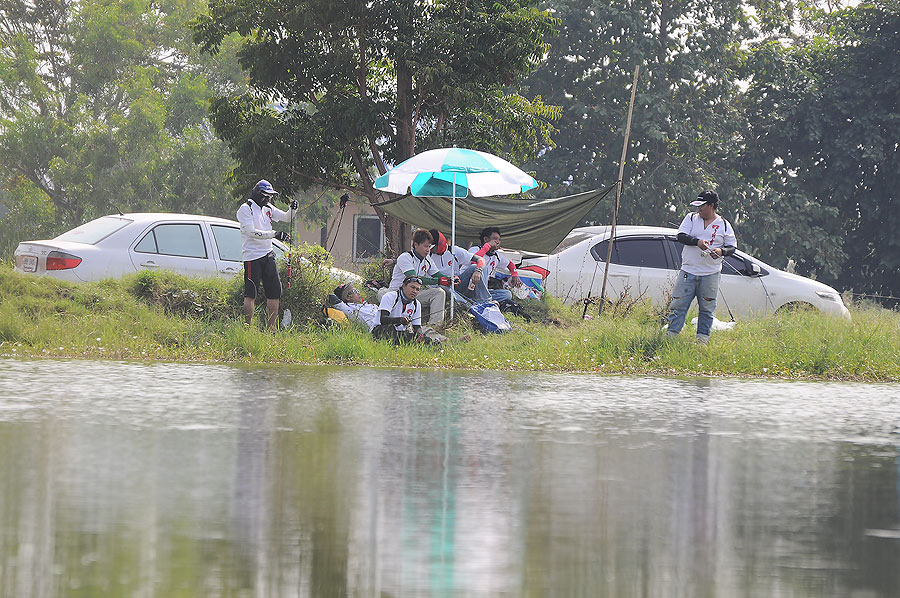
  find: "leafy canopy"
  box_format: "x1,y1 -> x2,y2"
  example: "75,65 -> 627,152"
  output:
192,0 -> 560,208
0,0 -> 241,247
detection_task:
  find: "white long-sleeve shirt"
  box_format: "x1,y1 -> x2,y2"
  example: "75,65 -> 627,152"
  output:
334,301 -> 380,332
236,200 -> 294,261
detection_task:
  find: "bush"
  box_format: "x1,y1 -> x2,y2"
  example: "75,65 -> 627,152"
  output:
271,243 -> 353,325
125,270 -> 239,320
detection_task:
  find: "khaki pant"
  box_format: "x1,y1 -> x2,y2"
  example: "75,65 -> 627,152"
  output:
377,287 -> 446,326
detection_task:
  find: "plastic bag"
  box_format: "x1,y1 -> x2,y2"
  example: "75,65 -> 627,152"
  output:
470,301 -> 512,333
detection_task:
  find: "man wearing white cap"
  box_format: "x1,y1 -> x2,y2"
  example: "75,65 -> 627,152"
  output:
666,190 -> 737,344
237,179 -> 297,330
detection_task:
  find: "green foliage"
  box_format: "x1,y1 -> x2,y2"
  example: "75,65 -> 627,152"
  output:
738,1 -> 900,296
523,0 -> 899,299
125,270 -> 241,320
0,176 -> 56,258
524,0 -> 753,223
277,243 -> 349,325
193,0 -> 561,247
0,0 -> 241,250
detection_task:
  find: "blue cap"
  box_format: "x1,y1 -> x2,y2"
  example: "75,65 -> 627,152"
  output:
255,179 -> 278,195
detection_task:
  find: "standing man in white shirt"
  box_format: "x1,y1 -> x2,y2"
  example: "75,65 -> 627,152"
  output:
236,179 -> 297,330
666,190 -> 737,344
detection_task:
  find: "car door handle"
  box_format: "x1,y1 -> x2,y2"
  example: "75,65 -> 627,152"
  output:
140,261 -> 159,268
220,267 -> 239,273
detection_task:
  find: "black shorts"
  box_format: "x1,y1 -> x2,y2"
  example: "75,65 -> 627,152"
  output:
244,252 -> 282,299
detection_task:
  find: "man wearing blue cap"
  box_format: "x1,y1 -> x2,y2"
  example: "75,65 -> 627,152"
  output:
237,179 -> 297,330
666,190 -> 737,344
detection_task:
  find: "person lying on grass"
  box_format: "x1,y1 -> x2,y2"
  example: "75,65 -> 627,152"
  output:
330,283 -> 380,332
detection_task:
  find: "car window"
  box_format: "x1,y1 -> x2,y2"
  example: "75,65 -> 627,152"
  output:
134,232 -> 158,253
135,224 -> 207,259
721,254 -> 769,277
590,237 -> 670,269
721,255 -> 747,276
210,225 -> 243,262
551,232 -> 594,255
55,216 -> 132,245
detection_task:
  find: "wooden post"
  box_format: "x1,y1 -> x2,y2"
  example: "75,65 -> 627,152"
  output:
598,65 -> 639,314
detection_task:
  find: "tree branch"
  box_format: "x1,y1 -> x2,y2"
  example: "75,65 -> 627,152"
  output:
285,164 -> 368,197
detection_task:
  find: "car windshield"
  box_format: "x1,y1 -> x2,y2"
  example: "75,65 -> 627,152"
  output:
55,216 -> 132,245
551,232 -> 594,254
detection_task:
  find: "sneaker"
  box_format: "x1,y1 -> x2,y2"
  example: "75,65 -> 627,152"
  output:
696,334 -> 709,345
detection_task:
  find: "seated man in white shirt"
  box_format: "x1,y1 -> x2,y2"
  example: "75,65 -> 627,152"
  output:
470,226 -> 522,303
427,229 -> 493,302
378,229 -> 449,326
371,276 -> 430,344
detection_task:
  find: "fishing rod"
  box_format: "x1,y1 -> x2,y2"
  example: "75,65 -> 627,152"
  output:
327,193 -> 351,253
287,197 -> 295,289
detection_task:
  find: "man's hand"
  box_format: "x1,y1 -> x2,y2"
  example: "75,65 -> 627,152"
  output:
510,274 -> 522,288
380,258 -> 395,269
289,199 -> 298,210
697,239 -> 709,250
472,269 -> 482,285
274,230 -> 292,244
710,248 -> 723,258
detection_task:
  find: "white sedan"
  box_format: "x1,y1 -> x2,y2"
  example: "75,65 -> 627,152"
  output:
13,213 -> 359,284
520,225 -> 850,319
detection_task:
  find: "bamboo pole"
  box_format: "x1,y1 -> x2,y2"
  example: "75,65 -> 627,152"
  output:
598,65 -> 639,314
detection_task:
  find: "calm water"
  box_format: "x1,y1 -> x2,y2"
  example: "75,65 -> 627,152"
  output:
0,359 -> 898,597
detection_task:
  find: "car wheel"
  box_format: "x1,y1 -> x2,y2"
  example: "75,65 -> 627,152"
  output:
776,301 -> 816,315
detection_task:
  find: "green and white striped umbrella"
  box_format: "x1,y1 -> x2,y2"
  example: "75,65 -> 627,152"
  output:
374,148 -> 537,198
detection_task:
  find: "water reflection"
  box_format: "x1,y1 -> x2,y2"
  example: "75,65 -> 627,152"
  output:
0,359 -> 898,597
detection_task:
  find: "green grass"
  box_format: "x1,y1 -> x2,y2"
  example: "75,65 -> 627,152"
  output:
1,266 -> 898,381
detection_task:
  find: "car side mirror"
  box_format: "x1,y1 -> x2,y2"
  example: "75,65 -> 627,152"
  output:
741,257 -> 761,277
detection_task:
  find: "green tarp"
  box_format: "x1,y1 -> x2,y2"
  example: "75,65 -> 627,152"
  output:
374,186 -> 615,253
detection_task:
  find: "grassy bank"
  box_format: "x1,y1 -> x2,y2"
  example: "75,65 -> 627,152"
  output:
1,266 -> 898,381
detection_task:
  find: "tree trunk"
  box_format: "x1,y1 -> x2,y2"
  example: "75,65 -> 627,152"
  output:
383,52 -> 416,256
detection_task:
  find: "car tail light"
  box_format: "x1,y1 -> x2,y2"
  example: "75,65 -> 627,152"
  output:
46,250 -> 82,270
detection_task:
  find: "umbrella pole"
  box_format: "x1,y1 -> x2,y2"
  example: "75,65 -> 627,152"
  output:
450,173 -> 457,319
